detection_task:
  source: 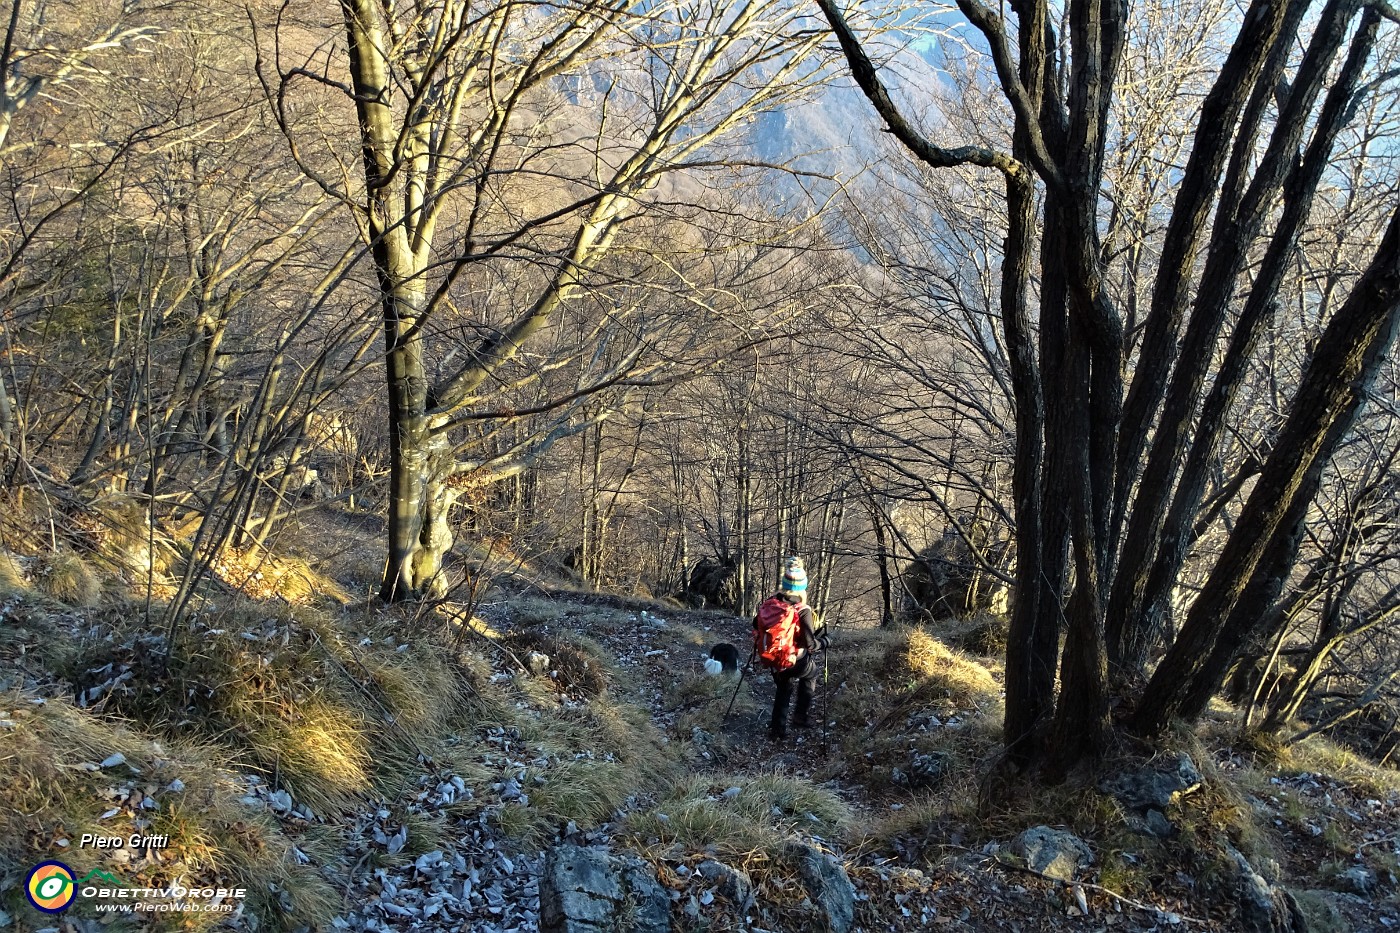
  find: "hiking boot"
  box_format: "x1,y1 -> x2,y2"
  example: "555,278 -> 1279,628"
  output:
768,725 -> 788,741
791,716 -> 812,730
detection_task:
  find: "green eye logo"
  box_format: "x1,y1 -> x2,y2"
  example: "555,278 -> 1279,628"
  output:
26,861 -> 76,912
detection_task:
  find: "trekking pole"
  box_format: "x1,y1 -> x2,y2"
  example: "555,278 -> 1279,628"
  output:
821,639 -> 830,752
723,645 -> 757,724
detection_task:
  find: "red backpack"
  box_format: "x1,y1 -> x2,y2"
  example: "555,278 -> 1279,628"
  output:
754,596 -> 801,671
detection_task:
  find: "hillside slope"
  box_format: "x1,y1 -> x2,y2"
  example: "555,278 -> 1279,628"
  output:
1,548 -> 1398,932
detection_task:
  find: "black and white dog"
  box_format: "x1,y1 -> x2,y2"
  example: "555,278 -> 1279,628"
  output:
704,642 -> 741,675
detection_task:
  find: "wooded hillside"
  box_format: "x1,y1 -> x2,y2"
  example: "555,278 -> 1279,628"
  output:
1,0 -> 1399,929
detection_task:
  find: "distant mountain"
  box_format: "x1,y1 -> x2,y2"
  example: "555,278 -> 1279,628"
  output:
741,36 -> 951,207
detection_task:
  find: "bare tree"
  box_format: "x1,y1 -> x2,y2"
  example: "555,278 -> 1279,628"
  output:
820,0 -> 1400,774
266,0 -> 830,599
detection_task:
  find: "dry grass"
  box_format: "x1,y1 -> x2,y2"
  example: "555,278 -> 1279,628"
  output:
67,602 -> 470,815
1289,733 -> 1400,797
0,551 -> 30,595
497,756 -> 635,841
815,625 -> 1003,797
492,693 -> 678,841
624,772 -> 851,859
942,611 -> 1009,656
501,629 -> 610,699
34,551 -> 102,606
79,494 -> 183,584
883,627 -> 1000,703
207,546 -> 350,605
670,671 -> 761,754
0,692 -> 337,930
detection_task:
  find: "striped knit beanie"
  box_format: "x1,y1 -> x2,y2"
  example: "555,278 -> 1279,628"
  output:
779,557 -> 808,596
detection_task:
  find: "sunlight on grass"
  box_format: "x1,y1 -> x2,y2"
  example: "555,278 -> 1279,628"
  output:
0,692 -> 336,931
624,773 -> 850,858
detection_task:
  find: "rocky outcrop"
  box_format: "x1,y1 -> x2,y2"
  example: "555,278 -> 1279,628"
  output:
1099,752 -> 1203,839
540,845 -> 670,933
684,556 -> 739,610
696,858 -> 754,912
1227,845 -> 1306,933
1010,826 -> 1094,882
1099,753 -> 1202,811
789,841 -> 857,933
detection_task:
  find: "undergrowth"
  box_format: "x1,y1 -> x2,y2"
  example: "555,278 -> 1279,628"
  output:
0,692 -> 337,931
61,601 -> 471,814
624,772 -> 851,859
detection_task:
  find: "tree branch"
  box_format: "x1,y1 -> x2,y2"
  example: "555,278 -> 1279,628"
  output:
953,0 -> 1063,186
814,0 -> 1025,179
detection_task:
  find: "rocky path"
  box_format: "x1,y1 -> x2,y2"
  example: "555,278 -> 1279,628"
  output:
275,591 -> 1400,933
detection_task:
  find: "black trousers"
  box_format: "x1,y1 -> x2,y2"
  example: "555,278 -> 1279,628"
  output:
770,652 -> 817,734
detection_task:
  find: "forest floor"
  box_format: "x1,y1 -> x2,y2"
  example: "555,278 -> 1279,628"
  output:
468,588 -> 1400,933
1,507 -> 1399,932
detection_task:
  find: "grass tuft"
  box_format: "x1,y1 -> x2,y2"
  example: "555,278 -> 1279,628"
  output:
624,773 -> 850,858
884,627 -> 1000,703
66,601 -> 469,814
502,629 -> 610,699
1290,734 -> 1400,797
0,551 -> 30,595
0,692 -> 336,931
35,551 -> 102,606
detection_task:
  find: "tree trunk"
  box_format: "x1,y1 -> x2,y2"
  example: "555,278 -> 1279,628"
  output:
999,166 -> 1057,765
1136,200 -> 1400,735
1109,0 -> 1362,680
868,493 -> 895,626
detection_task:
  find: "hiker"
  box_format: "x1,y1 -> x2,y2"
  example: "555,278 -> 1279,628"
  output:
752,557 -> 829,740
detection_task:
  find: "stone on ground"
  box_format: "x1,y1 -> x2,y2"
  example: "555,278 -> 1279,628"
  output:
540,844 -> 670,933
1011,826 -> 1094,882
1227,844 -> 1306,933
1099,753 -> 1203,811
789,840 -> 856,933
697,858 -> 755,911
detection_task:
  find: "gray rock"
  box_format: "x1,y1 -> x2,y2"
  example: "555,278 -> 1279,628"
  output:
909,751 -> 949,788
1227,844 -> 1306,933
789,841 -> 856,933
1336,866 -> 1374,895
1099,753 -> 1202,811
1127,808 -> 1175,838
541,846 -> 621,931
1011,826 -> 1094,882
540,845 -> 671,933
1294,888 -> 1379,933
618,856 -> 671,933
696,859 -> 754,911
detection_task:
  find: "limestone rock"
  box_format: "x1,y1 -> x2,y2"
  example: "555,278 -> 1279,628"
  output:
1099,753 -> 1203,811
1011,826 -> 1094,882
696,859 -> 754,911
541,846 -> 620,931
1126,807 -> 1175,838
618,856 -> 671,933
789,841 -> 856,933
1227,844 -> 1306,933
540,845 -> 670,933
909,751 -> 949,789
1336,866 -> 1374,895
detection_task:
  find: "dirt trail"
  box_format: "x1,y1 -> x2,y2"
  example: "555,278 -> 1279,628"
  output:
487,592 -> 857,789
